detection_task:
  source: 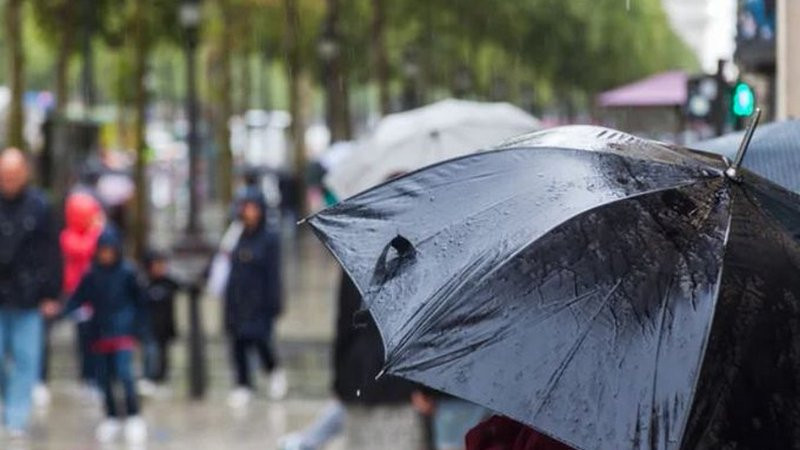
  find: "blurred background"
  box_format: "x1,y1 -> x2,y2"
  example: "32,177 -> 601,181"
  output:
0,0 -> 790,448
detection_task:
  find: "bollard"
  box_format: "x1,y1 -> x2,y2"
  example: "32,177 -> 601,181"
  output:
187,283 -> 207,399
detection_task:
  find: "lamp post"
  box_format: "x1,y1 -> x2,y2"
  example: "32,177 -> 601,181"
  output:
181,0 -> 202,235
402,48 -> 420,111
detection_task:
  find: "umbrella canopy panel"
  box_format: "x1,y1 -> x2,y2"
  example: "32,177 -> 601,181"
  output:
309,127 -> 800,450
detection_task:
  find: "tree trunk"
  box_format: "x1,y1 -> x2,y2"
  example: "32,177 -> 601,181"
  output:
240,54 -> 252,114
323,0 -> 351,143
55,0 -> 75,116
283,0 -> 307,215
372,0 -> 390,116
5,0 -> 25,150
217,0 -> 234,205
132,0 -> 150,259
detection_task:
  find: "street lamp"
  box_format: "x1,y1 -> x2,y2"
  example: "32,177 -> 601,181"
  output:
180,0 -> 202,236
402,48 -> 420,110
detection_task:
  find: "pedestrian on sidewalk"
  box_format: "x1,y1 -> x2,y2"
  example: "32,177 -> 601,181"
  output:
225,191 -> 287,408
0,147 -> 62,438
55,226 -> 148,444
140,250 -> 179,393
48,191 -> 104,406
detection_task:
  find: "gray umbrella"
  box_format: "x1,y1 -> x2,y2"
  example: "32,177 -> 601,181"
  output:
695,120 -> 800,194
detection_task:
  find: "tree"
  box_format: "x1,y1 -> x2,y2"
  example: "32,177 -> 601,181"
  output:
31,0 -> 77,115
283,0 -> 307,214
372,0 -> 389,115
5,0 -> 25,149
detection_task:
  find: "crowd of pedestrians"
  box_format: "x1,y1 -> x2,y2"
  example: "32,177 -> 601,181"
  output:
0,146 -> 288,446
0,143 -> 496,449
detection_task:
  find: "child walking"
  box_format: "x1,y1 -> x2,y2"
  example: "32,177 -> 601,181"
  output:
141,251 -> 179,389
59,226 -> 148,444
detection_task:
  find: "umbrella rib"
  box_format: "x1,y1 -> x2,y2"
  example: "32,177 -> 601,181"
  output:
647,271 -> 675,448
534,278 -> 623,418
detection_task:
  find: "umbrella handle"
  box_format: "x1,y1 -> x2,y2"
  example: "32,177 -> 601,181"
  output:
725,107 -> 762,179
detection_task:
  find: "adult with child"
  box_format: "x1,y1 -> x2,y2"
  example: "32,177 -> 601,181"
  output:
0,147 -> 62,438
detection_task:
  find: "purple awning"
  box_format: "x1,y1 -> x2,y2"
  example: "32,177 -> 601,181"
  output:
597,71 -> 688,108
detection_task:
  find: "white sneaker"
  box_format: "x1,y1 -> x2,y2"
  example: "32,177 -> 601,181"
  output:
95,418 -> 122,443
124,416 -> 148,444
269,369 -> 289,400
227,387 -> 253,409
33,383 -> 51,408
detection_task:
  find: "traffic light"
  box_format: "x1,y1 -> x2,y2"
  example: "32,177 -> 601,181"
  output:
731,81 -> 756,117
686,75 -> 718,120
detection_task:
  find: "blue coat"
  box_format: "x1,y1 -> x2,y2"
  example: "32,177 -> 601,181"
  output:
225,226 -> 282,338
63,230 -> 146,342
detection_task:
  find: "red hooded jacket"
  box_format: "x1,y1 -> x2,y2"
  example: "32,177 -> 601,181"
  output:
466,416 -> 574,450
60,193 -> 103,295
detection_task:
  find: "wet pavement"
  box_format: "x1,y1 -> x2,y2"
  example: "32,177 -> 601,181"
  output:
19,218 -> 346,449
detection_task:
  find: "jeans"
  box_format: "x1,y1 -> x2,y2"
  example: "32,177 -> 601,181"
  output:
0,308 -> 43,430
432,398 -> 489,450
298,400 -> 345,448
96,350 -> 139,418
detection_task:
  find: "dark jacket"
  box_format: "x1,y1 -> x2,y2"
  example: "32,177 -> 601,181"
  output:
0,187 -> 62,309
333,271 -> 416,405
63,228 -> 146,342
224,222 -> 282,338
144,276 -> 179,342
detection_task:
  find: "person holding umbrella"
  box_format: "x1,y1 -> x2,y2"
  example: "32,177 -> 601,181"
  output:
308,115 -> 800,449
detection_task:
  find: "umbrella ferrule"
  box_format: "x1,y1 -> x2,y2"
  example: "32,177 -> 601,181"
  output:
726,108 -> 762,180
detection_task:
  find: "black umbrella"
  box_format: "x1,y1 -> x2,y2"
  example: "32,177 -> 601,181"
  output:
307,113 -> 800,450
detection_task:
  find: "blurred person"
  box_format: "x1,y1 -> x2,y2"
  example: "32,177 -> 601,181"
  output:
412,390 -> 490,450
140,250 -> 179,393
0,147 -> 62,437
333,271 -> 423,449
45,191 -> 104,406
225,191 -> 286,408
55,226 -> 148,444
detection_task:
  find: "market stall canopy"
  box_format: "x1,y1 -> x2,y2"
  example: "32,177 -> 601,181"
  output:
597,70 -> 688,108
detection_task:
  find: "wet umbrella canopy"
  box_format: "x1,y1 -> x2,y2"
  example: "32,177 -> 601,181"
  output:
307,123 -> 800,450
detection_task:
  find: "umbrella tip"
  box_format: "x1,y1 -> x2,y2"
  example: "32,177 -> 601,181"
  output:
726,107 -> 762,180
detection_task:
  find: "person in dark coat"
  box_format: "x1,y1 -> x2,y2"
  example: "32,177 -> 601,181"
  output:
334,271 -> 424,449
141,251 -> 179,385
60,226 -> 148,444
0,147 -> 62,436
225,191 -> 286,407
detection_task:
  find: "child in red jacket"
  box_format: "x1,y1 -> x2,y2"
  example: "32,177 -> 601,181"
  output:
58,193 -> 103,388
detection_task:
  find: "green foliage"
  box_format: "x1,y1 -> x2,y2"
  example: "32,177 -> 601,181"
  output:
9,0 -> 699,112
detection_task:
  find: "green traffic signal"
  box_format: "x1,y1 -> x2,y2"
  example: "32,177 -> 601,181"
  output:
732,82 -> 756,117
